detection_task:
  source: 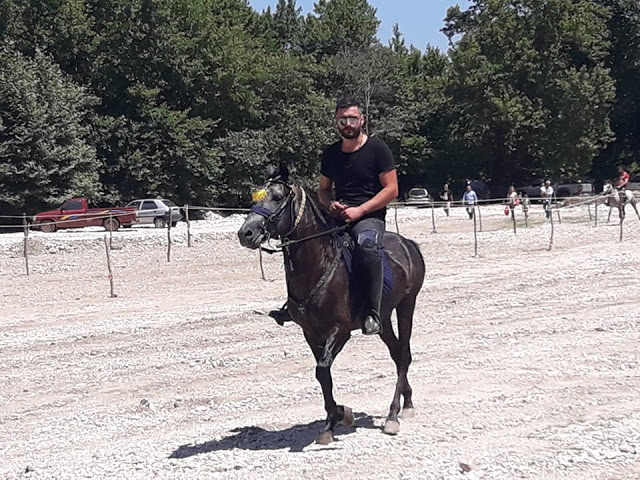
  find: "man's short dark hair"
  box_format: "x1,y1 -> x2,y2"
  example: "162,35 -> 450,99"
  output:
336,96 -> 363,113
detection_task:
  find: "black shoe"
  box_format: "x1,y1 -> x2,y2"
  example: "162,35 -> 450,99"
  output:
268,308 -> 293,326
362,315 -> 382,335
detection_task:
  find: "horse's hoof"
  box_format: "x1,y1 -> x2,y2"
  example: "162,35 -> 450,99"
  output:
401,408 -> 416,419
315,431 -> 334,445
341,406 -> 354,427
383,419 -> 400,435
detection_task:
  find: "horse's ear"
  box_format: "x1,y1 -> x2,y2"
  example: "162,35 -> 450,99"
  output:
278,164 -> 290,183
266,163 -> 290,183
266,164 -> 279,181
265,164 -> 289,183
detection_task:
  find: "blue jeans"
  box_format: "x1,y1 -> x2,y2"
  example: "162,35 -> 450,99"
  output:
348,217 -> 385,322
348,217 -> 385,250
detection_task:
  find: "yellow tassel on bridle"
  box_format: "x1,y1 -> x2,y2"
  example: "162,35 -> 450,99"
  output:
252,189 -> 267,202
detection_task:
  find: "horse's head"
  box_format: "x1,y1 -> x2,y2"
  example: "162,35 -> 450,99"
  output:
238,165 -> 297,249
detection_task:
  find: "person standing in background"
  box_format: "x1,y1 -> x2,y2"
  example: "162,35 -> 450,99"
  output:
440,183 -> 453,217
462,184 -> 478,219
507,185 -> 519,220
542,180 -> 554,219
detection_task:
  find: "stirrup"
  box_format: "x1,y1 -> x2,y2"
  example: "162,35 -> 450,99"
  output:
362,315 -> 382,335
268,307 -> 293,326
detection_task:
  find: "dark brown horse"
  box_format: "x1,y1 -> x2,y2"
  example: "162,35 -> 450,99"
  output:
237,169 -> 425,444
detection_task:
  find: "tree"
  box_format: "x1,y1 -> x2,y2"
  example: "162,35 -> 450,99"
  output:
302,0 -> 380,57
269,0 -> 305,52
0,45 -> 100,215
442,0 -> 615,192
592,0 -> 640,180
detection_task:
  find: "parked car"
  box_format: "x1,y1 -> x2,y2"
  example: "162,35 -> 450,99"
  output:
125,199 -> 182,228
405,188 -> 432,207
32,198 -> 137,233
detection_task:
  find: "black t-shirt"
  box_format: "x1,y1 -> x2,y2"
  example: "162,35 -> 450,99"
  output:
320,137 -> 395,221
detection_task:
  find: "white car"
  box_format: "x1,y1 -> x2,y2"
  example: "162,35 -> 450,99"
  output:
125,199 -> 182,228
405,188 -> 433,207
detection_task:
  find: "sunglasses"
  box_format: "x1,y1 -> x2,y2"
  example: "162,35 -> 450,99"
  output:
336,116 -> 361,127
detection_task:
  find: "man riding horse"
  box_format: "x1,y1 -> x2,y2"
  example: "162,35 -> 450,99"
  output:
617,166 -> 630,191
269,96 -> 397,336
616,166 -> 631,208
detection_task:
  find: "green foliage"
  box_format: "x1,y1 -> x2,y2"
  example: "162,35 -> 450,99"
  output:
0,0 -> 636,212
591,0 -> 640,179
443,0 -> 615,191
0,44 -> 100,214
303,0 -> 380,56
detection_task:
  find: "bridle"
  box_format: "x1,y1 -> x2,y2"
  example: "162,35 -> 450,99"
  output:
251,183 -> 295,228
250,181 -> 347,251
250,181 -> 307,246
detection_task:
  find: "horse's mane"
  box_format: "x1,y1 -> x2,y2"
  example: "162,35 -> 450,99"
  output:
300,186 -> 340,232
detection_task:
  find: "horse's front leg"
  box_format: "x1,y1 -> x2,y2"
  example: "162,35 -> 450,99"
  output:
379,298 -> 416,436
305,328 -> 352,445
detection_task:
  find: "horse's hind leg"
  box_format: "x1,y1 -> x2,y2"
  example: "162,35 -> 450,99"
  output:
304,328 -> 351,445
631,199 -> 640,221
395,295 -> 416,416
379,295 -> 417,435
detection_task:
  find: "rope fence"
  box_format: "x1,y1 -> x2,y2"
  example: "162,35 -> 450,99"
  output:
1,192 -> 637,292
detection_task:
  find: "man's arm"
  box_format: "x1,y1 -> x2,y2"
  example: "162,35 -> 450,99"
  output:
360,169 -> 398,214
319,175 -> 348,217
620,173 -> 630,187
318,175 -> 334,208
339,169 -> 398,223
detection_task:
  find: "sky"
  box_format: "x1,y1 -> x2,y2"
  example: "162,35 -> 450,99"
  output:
248,0 -> 466,52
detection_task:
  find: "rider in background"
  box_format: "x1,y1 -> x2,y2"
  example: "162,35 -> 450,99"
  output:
617,166 -> 630,191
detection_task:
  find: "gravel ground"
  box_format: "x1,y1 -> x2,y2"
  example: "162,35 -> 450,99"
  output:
1,203 -> 639,480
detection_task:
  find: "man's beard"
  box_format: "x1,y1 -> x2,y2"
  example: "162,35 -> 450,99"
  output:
339,128 -> 360,139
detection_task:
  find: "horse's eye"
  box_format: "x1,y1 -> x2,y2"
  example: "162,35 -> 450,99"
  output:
271,186 -> 286,201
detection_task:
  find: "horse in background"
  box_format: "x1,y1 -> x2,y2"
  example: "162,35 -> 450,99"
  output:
237,167 -> 425,444
602,183 -> 640,222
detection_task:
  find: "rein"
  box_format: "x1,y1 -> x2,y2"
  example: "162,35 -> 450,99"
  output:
279,224 -> 349,249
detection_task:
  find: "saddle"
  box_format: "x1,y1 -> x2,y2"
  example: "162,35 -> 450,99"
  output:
270,232 -> 394,326
333,231 -> 394,299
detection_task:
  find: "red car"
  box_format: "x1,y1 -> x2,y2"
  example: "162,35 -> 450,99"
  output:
32,198 -> 137,233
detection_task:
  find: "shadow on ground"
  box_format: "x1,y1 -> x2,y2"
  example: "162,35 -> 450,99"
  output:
169,412 -> 379,457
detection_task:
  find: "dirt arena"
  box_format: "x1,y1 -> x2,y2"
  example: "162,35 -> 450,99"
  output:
1,203 -> 639,479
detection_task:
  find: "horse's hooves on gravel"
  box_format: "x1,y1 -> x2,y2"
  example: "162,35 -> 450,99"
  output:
341,406 -> 354,427
383,420 -> 400,435
315,431 -> 334,445
401,408 -> 416,419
